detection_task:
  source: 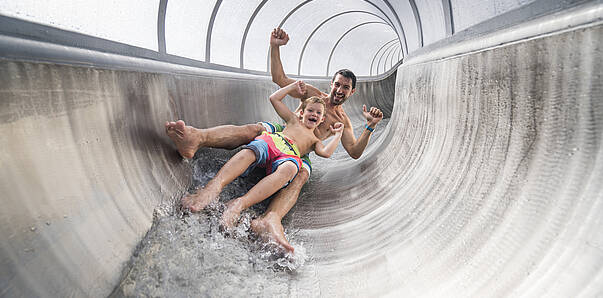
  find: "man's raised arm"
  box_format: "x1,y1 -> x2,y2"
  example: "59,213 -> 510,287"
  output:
270,28 -> 323,99
340,105 -> 384,159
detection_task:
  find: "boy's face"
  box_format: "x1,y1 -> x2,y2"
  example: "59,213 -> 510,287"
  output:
301,103 -> 325,128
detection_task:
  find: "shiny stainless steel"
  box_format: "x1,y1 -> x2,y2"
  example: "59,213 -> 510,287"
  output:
293,21 -> 603,298
0,53 -> 394,297
1,3 -> 602,297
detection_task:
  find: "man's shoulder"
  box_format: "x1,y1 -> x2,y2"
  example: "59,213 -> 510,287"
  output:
305,87 -> 328,98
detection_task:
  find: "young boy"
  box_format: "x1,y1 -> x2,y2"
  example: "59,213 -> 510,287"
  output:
181,80 -> 343,229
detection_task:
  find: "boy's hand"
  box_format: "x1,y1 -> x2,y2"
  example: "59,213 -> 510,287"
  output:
270,28 -> 289,47
331,122 -> 344,133
362,105 -> 383,126
295,80 -> 307,96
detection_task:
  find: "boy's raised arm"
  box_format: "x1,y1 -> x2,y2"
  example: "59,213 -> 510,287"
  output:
269,80 -> 307,123
314,122 -> 344,158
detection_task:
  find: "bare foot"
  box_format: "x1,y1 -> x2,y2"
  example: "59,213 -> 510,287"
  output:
181,184 -> 220,212
165,120 -> 202,159
221,199 -> 244,230
251,212 -> 294,253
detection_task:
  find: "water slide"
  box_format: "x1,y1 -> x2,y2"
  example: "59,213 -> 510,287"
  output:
2,1 -> 602,297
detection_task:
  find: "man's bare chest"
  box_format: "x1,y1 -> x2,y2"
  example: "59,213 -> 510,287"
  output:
316,109 -> 345,140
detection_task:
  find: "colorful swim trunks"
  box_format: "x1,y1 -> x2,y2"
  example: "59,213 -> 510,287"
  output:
241,131 -> 302,187
259,121 -> 312,175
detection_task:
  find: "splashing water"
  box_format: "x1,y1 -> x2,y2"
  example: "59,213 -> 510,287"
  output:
113,119 -> 389,296
112,147 -> 311,297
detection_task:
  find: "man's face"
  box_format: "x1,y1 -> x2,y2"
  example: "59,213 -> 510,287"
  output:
328,74 -> 355,105
301,103 -> 325,128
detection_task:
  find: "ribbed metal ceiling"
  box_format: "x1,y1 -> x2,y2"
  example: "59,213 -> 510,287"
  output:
0,0 -> 542,77
195,0 -> 419,76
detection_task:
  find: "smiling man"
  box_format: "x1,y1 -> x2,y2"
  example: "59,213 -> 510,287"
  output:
166,28 -> 383,252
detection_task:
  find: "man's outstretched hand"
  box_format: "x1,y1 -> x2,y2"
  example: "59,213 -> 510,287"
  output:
362,105 -> 384,126
270,28 -> 289,47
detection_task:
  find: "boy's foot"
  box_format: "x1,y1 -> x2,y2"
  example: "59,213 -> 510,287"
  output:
221,199 -> 244,229
181,185 -> 220,212
165,120 -> 202,159
251,213 -> 294,253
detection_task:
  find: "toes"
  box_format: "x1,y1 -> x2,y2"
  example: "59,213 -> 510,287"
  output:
166,121 -> 176,132
175,120 -> 186,130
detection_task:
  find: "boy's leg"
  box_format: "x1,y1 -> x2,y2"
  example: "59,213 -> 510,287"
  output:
166,120 -> 265,158
221,162 -> 298,230
181,149 -> 257,212
250,167 -> 309,252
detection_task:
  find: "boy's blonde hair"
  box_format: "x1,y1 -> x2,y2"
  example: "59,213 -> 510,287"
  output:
300,96 -> 326,112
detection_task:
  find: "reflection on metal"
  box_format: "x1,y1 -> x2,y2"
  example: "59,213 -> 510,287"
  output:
205,0 -> 223,63
240,0 -> 268,69
326,21 -> 388,76
157,0 -> 168,53
406,0 -> 424,47
377,41 -> 399,74
442,0 -> 455,36
297,11 -> 396,75
370,39 -> 398,76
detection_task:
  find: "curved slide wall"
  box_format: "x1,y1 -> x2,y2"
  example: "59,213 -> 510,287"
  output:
0,53 -> 393,296
294,21 -> 603,298
1,6 -> 602,298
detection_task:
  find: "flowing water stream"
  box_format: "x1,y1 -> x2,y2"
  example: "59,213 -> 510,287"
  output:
112,118 -> 390,297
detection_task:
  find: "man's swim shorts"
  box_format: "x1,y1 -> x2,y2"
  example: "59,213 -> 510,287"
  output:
259,121 -> 312,175
242,131 -> 302,187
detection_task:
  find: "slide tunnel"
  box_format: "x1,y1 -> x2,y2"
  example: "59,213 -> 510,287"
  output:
1,0 -> 602,297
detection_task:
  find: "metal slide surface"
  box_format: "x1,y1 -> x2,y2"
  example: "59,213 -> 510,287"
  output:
1,5 -> 603,298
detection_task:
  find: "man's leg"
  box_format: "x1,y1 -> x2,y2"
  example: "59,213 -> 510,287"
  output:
181,149 -> 256,212
221,162 -> 298,229
251,167 -> 309,253
165,120 -> 265,158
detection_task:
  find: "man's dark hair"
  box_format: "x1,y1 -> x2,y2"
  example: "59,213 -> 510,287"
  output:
332,69 -> 356,89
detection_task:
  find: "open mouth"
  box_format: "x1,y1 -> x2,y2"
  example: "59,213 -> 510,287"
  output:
307,115 -> 319,124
